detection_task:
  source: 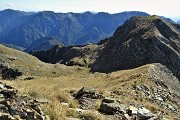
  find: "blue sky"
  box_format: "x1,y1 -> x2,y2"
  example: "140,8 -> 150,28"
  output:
0,0 -> 180,21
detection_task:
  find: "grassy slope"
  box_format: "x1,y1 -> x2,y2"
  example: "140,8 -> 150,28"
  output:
0,44 -> 86,78
2,64 -> 179,120
1,44 -> 179,119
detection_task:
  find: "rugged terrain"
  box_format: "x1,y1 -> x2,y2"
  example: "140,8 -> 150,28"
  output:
1,60 -> 180,119
91,15 -> 180,79
0,15 -> 180,120
30,44 -> 102,67
31,16 -> 180,79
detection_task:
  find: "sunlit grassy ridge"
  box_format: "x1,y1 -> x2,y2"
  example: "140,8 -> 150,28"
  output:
0,44 -> 87,78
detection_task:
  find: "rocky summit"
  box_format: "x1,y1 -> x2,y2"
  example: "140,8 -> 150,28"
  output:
91,15 -> 180,79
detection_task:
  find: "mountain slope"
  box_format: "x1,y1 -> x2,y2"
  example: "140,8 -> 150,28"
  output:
0,9 -> 34,35
0,44 -> 84,79
24,36 -> 63,52
91,15 -> 180,79
30,44 -> 102,67
31,16 -> 180,79
0,10 -> 149,47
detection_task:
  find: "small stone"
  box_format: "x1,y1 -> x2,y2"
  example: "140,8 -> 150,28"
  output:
0,94 -> 4,98
35,98 -> 50,104
0,84 -> 5,89
127,106 -> 138,116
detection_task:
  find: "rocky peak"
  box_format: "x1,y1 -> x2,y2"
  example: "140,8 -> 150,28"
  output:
91,16 -> 180,79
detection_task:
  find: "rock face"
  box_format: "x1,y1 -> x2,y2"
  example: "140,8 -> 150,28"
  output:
91,16 -> 180,79
0,82 -> 48,120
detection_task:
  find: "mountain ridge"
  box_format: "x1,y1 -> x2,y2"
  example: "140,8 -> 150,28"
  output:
0,9 -> 149,47
91,15 -> 180,79
31,16 -> 180,79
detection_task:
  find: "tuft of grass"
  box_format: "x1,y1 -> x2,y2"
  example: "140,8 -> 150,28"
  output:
28,91 -> 39,98
66,109 -> 78,118
42,99 -> 66,120
95,99 -> 102,111
78,111 -> 102,120
145,103 -> 158,113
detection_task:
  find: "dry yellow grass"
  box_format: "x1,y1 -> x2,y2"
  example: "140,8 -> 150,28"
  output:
1,64 -> 179,119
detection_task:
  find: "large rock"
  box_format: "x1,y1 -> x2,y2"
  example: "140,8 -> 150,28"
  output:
75,87 -> 104,110
137,107 -> 155,120
99,97 -> 127,114
75,87 -> 103,99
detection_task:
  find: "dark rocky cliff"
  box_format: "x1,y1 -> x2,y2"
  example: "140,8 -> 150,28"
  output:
91,16 -> 180,79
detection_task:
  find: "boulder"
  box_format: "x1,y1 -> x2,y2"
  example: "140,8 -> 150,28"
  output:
75,87 -> 104,110
137,107 -> 155,120
75,87 -> 95,99
99,98 -> 127,114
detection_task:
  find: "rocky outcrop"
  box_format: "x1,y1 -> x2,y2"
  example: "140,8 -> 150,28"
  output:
147,63 -> 180,114
0,82 -> 49,120
99,97 -> 156,120
74,87 -> 104,110
91,16 -> 180,79
99,97 -> 127,114
0,64 -> 22,80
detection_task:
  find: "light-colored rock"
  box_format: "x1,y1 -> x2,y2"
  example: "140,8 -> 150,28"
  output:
102,97 -> 116,103
137,107 -> 154,120
128,106 -> 138,115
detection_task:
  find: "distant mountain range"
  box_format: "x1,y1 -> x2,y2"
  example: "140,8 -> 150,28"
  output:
24,36 -> 63,52
0,9 -> 150,48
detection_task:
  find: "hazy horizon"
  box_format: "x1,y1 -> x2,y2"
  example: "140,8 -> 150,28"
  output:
0,0 -> 180,22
